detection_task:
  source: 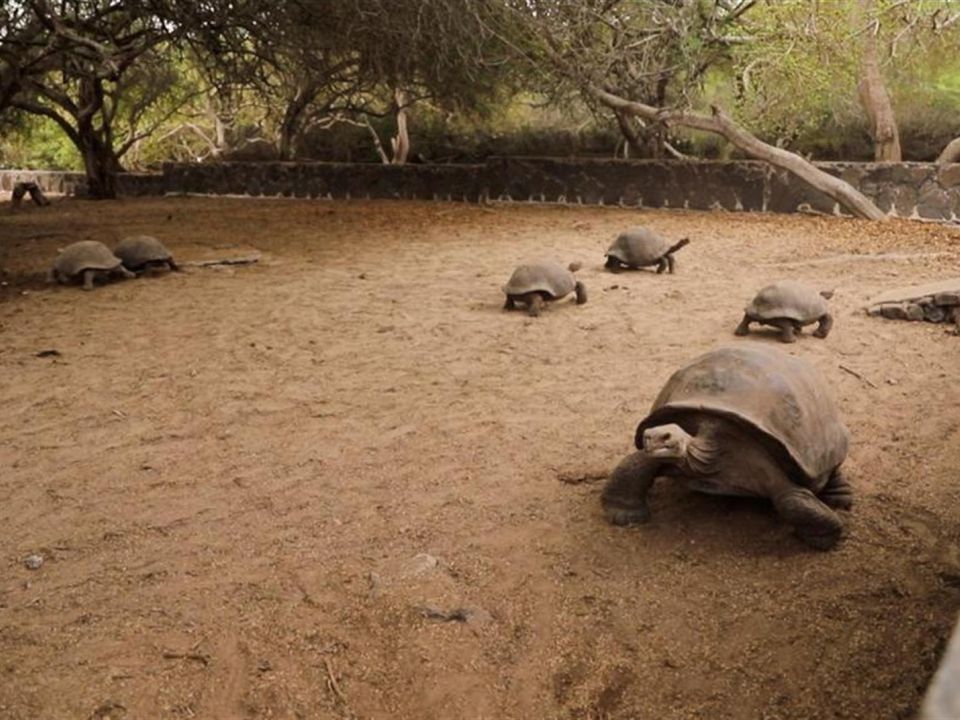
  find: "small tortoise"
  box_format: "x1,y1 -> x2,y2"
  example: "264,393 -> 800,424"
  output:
503,260 -> 587,316
48,240 -> 135,290
735,281 -> 833,343
114,235 -> 179,274
605,226 -> 690,274
602,345 -> 852,550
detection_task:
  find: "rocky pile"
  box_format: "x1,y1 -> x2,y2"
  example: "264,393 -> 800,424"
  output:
866,279 -> 960,332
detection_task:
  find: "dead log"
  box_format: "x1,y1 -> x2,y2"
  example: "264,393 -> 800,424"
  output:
589,88 -> 887,221
11,181 -> 51,209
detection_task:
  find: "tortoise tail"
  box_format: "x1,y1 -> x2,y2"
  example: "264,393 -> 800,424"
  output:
666,237 -> 690,255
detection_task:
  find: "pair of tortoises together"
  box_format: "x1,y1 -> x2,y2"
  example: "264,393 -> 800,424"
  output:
501,226 -> 689,316
49,236 -> 178,290
603,344 -> 852,550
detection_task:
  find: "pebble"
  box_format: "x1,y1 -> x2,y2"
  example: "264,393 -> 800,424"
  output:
24,554 -> 44,570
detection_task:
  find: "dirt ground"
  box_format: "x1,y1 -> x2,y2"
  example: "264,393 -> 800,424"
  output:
2,196 -> 960,720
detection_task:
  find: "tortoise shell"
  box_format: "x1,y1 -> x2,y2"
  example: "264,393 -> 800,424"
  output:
114,235 -> 174,269
606,227 -> 672,266
503,260 -> 577,299
53,241 -> 123,276
635,345 -> 849,487
747,281 -> 829,323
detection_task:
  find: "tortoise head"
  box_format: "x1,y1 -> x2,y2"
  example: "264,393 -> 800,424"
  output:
641,423 -> 692,460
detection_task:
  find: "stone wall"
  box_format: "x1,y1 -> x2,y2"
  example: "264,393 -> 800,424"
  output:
3,158 -> 959,220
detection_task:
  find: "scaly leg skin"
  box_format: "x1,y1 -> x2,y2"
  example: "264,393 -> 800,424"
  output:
601,451 -> 664,525
604,256 -> 622,273
574,281 -> 587,305
167,259 -> 181,272
526,294 -> 544,317
734,314 -> 752,337
82,269 -> 96,291
666,254 -> 676,274
777,320 -> 798,343
819,468 -> 853,510
118,266 -> 136,279
772,486 -> 843,550
813,313 -> 833,339
503,295 -> 515,311
656,258 -> 668,274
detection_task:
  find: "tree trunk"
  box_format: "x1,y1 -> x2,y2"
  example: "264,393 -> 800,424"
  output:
615,111 -> 645,157
590,87 -> 886,220
857,0 -> 901,161
278,81 -> 320,161
390,88 -> 410,165
79,134 -> 120,199
937,137 -> 960,165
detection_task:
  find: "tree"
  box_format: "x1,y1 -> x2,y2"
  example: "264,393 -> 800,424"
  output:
1,1 -> 180,197
491,0 -> 886,219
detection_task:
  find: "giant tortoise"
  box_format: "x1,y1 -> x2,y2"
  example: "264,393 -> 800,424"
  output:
735,281 -> 834,343
48,241 -> 135,290
502,260 -> 587,316
605,226 -> 690,274
114,235 -> 179,274
601,344 -> 851,550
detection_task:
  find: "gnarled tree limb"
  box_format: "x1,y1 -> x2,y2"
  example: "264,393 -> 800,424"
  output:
589,87 -> 887,221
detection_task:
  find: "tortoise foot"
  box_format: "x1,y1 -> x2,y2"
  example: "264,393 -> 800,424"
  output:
602,502 -> 651,526
774,487 -> 843,551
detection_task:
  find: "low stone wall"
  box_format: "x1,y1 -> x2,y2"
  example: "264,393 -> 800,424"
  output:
3,158 -> 959,220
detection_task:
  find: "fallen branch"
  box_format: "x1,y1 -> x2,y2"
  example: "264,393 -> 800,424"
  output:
763,251 -> 952,268
324,658 -> 350,708
181,255 -> 260,268
937,137 -> 960,165
589,88 -> 886,221
839,364 -> 878,389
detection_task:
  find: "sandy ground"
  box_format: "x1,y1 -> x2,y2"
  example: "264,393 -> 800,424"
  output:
1,196 -> 960,720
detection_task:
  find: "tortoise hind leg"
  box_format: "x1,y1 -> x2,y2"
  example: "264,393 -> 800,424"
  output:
813,312 -> 833,339
81,269 -> 96,291
574,281 -> 587,305
772,486 -> 844,550
819,468 -> 853,510
734,313 -> 752,336
665,254 -> 676,274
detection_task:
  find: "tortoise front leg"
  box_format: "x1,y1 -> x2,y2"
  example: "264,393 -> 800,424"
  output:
772,486 -> 843,550
656,258 -> 669,274
776,320 -> 798,343
503,295 -> 516,311
526,294 -> 545,317
47,267 -> 58,284
665,254 -> 676,274
734,313 -> 752,336
604,256 -> 622,273
574,281 -> 587,305
813,312 -> 833,339
81,269 -> 96,291
167,258 -> 181,272
819,468 -> 853,510
602,451 -> 665,525
117,266 -> 136,280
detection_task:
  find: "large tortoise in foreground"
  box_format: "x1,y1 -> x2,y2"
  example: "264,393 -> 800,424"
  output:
48,241 -> 135,290
602,344 -> 852,550
502,260 -> 587,316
